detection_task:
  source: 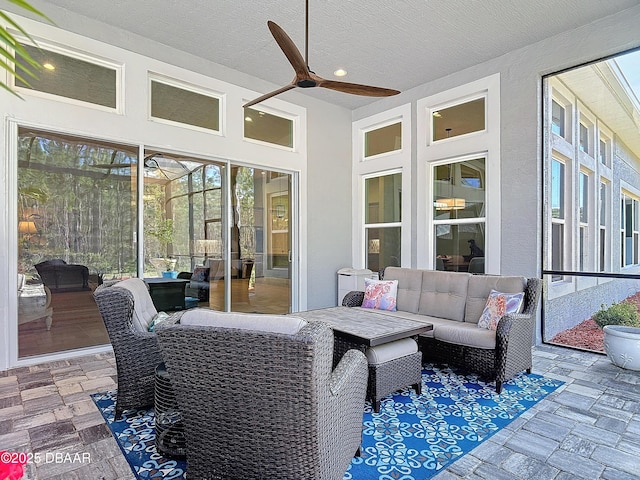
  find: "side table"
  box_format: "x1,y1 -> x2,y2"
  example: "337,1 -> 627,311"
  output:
154,362 -> 186,458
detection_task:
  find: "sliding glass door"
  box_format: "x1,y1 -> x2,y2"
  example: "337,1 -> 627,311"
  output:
17,128 -> 295,359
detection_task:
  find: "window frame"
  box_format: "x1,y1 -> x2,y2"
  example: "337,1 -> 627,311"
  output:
352,104 -> 411,269
148,73 -> 225,135
416,74 -> 500,273
12,35 -> 123,113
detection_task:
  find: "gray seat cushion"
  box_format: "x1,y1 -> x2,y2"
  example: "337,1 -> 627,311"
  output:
418,270 -> 471,321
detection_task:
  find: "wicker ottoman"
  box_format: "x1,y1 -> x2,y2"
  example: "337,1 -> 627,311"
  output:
365,338 -> 423,412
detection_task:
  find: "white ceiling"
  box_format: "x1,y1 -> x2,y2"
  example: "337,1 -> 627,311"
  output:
20,0 -> 640,109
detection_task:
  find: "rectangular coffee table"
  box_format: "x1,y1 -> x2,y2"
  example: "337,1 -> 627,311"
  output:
296,306 -> 432,362
297,306 -> 433,411
144,278 -> 189,311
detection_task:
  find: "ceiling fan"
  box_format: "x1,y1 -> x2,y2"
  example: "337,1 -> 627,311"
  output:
243,0 -> 400,108
91,153 -> 189,180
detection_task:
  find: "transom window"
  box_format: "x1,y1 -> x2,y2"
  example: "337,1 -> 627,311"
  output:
364,122 -> 402,158
150,78 -> 221,132
15,44 -> 118,109
432,97 -> 485,142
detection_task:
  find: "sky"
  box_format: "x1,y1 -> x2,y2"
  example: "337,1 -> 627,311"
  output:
614,49 -> 640,107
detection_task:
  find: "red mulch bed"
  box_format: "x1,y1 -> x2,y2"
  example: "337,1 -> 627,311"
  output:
549,291 -> 640,353
549,319 -> 604,352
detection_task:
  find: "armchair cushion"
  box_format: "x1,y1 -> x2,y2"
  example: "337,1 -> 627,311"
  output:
190,267 -> 209,283
116,278 -> 158,332
180,309 -> 307,335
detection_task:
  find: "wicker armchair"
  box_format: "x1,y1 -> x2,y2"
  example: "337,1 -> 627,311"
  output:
156,316 -> 368,480
93,279 -> 164,419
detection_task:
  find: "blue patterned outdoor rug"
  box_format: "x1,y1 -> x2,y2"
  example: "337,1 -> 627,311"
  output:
92,364 -> 562,480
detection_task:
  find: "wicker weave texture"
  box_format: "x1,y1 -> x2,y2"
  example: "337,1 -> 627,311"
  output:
368,350 -> 422,412
93,282 -> 163,418
352,273 -> 542,392
156,321 -> 368,480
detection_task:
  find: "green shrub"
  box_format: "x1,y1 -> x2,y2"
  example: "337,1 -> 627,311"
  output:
593,301 -> 640,328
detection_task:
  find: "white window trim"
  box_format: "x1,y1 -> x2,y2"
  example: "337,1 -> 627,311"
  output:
11,33 -> 124,114
352,104 -> 411,269
148,72 -> 226,136
416,74 -> 500,272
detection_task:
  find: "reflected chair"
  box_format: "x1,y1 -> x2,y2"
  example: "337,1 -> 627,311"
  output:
17,274 -> 53,330
156,310 -> 368,480
34,259 -> 90,292
468,256 -> 485,274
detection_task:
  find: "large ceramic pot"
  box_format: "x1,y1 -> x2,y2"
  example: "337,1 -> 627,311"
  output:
603,325 -> 640,370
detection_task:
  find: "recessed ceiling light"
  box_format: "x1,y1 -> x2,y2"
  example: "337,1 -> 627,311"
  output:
244,116 -> 253,122
333,68 -> 347,77
42,62 -> 55,71
433,111 -> 441,118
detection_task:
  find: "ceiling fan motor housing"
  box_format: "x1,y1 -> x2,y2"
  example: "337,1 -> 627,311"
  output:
297,79 -> 316,88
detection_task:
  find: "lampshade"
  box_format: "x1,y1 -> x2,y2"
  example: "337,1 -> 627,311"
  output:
434,198 -> 466,210
18,221 -> 38,235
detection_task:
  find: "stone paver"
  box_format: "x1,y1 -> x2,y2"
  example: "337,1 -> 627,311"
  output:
1,345 -> 638,479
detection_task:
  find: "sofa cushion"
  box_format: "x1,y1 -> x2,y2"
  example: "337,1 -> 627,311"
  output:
477,289 -> 525,330
116,278 -> 158,332
362,279 -> 398,311
434,322 -> 496,349
180,309 -> 307,335
417,271 -> 470,322
465,275 -> 526,323
382,267 -> 423,313
191,266 -> 209,283
365,338 -> 418,365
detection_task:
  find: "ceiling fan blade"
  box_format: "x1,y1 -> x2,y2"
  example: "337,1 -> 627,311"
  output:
267,20 -> 309,79
319,79 -> 401,97
90,163 -> 132,169
243,84 -> 296,108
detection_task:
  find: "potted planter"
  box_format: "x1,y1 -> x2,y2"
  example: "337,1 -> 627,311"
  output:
603,325 -> 640,371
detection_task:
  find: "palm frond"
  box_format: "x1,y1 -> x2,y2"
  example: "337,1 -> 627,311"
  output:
0,0 -> 53,96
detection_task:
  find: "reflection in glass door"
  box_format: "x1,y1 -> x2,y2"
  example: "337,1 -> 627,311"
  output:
143,159 -> 293,314
228,167 -> 292,313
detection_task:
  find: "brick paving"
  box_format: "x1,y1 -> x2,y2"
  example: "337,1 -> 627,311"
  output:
0,345 -> 638,479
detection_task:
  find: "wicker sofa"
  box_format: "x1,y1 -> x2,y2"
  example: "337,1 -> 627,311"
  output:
342,266 -> 541,393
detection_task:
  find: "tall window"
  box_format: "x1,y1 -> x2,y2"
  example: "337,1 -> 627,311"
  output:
579,123 -> 589,153
551,159 -> 565,280
579,171 -> 589,270
551,100 -> 565,138
433,158 -> 485,273
364,173 -> 402,272
599,181 -> 608,271
621,194 -> 640,267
